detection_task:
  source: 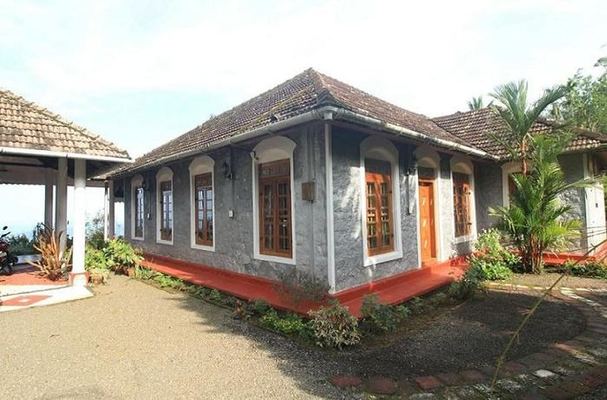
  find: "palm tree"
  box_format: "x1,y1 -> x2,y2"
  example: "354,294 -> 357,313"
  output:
490,80 -> 568,175
491,135 -> 588,273
467,96 -> 485,110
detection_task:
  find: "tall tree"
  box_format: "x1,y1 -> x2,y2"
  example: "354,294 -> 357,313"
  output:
491,134 -> 587,273
555,58 -> 607,133
468,96 -> 485,110
490,80 -> 568,175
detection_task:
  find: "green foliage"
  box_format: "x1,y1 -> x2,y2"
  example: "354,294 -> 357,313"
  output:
408,297 -> 426,315
7,233 -> 35,256
555,62 -> 607,133
360,294 -> 407,333
468,96 -> 486,110
84,245 -> 110,271
207,289 -> 223,303
250,299 -> 272,315
153,273 -> 185,290
102,238 -> 142,273
557,261 -> 607,280
133,266 -> 156,280
308,301 -> 361,349
490,80 -> 568,174
468,229 -> 518,280
448,266 -> 483,300
86,211 -> 106,250
491,135 -> 588,273
276,269 -> 330,304
259,309 -> 311,338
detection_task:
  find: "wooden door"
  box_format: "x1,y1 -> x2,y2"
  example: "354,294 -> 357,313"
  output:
419,180 -> 436,262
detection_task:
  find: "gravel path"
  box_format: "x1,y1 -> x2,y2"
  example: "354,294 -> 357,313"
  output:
331,290 -> 585,378
0,276 -> 345,400
504,272 -> 607,289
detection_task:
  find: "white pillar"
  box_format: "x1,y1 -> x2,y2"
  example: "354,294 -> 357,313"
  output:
108,180 -> 115,239
71,158 -> 87,286
44,169 -> 54,228
103,180 -> 115,240
55,158 -> 68,253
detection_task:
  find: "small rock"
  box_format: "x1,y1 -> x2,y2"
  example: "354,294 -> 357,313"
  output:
329,374 -> 362,388
533,369 -> 557,379
366,376 -> 398,395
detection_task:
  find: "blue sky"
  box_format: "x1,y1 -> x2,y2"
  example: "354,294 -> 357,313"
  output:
0,0 -> 605,235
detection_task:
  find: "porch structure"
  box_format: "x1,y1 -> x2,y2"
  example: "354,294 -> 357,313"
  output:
0,89 -> 131,286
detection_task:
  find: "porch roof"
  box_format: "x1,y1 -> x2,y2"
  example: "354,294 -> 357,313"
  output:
0,89 -> 130,163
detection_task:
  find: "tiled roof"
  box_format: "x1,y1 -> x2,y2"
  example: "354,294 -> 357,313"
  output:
112,68 -> 470,176
433,108 -> 607,160
0,89 -> 130,160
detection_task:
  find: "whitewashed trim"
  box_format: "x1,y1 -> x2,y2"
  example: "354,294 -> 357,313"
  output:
324,122 -> 336,293
189,156 -> 215,252
359,136 -> 403,267
414,146 -> 443,262
155,166 -> 174,245
251,136 -> 297,265
130,174 -> 144,241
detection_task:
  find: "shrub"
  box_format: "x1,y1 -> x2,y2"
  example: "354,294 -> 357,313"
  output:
469,256 -> 513,281
84,245 -> 110,271
153,274 -> 184,290
308,301 -> 361,349
360,294 -> 404,333
448,266 -> 483,300
250,299 -> 272,315
89,268 -> 110,285
86,211 -> 106,250
276,269 -> 330,305
102,238 -> 142,273
133,266 -> 156,280
259,309 -> 311,338
557,261 -> 607,280
28,226 -> 71,280
408,297 -> 426,315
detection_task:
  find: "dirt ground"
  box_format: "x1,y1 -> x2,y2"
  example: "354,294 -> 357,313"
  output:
0,276 -> 587,399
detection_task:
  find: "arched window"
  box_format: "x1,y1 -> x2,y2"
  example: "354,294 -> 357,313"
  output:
156,167 -> 174,245
360,136 -> 402,266
130,175 -> 144,240
189,156 -> 215,251
252,136 -> 296,264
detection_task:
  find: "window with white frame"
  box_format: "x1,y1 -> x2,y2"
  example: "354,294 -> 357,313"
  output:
189,156 -> 215,250
252,136 -> 296,264
131,175 -> 145,240
360,136 -> 402,266
156,167 -> 174,244
451,158 -> 476,240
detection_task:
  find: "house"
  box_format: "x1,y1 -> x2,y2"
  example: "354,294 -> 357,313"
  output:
105,69 -> 607,310
0,89 -> 131,286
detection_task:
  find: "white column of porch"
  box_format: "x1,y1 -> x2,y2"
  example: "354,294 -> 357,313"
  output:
55,157 -> 68,252
70,158 -> 87,286
103,180 -> 115,240
44,169 -> 54,228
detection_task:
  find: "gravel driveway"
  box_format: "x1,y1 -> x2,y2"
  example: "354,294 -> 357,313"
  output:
0,276 -> 345,400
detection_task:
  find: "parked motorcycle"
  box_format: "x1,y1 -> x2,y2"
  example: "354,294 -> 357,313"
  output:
0,226 -> 17,275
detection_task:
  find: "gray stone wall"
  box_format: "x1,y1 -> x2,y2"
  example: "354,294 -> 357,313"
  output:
474,161 -> 503,232
331,126 -> 419,291
123,123 -> 328,283
559,153 -> 587,251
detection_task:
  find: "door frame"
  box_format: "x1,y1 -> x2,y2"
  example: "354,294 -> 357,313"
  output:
418,177 -> 438,263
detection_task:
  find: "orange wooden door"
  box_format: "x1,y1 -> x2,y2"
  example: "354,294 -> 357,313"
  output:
419,180 -> 436,261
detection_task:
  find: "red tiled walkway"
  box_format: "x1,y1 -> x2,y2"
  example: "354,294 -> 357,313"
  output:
0,265 -> 67,286
141,254 -> 466,317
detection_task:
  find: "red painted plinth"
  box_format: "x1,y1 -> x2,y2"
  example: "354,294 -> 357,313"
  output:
141,253 -> 467,317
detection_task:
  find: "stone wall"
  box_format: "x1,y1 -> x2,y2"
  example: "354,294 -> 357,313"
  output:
123,123 -> 328,283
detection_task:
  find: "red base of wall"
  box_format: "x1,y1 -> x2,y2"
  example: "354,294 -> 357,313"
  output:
141,254 -> 467,317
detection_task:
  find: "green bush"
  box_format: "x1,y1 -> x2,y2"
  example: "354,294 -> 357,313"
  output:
471,229 -> 520,279
133,266 -> 156,280
360,294 -> 405,333
276,269 -> 330,304
7,233 -> 36,256
259,309 -> 311,338
558,261 -> 607,280
448,265 -> 483,300
250,299 -> 272,315
408,297 -> 426,315
308,301 -> 361,349
153,273 -> 185,290
102,238 -> 142,273
84,245 -> 110,271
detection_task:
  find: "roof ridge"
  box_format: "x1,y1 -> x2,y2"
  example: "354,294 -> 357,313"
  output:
0,88 -> 129,157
